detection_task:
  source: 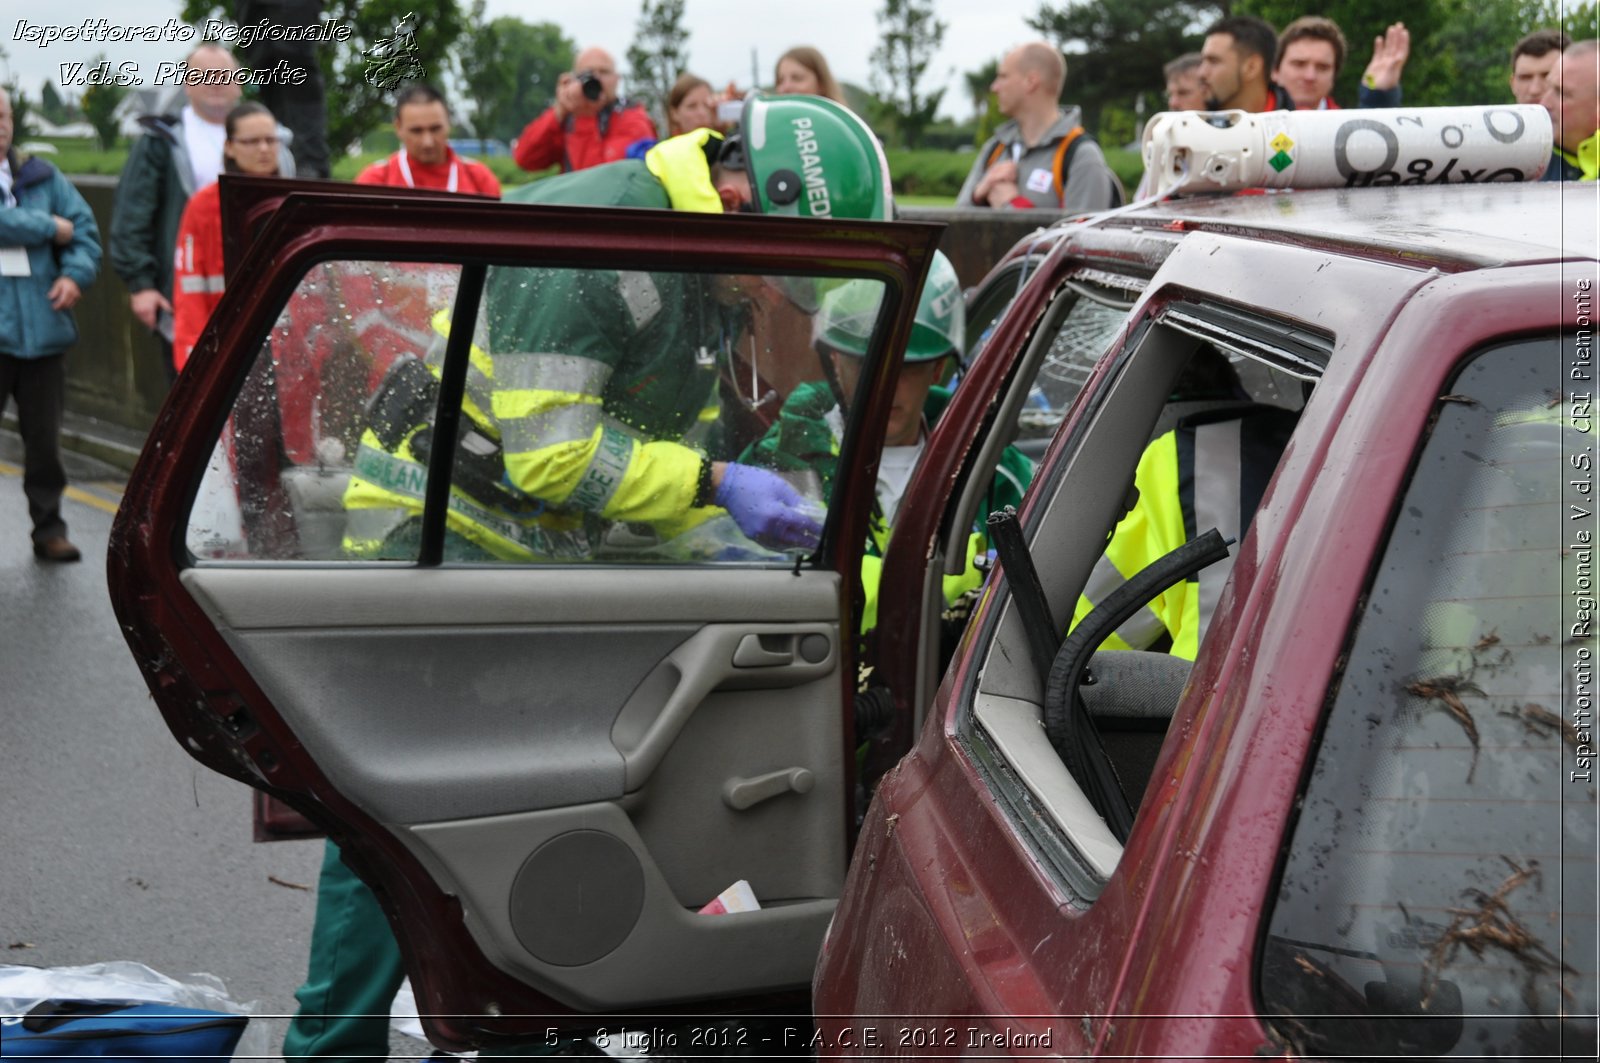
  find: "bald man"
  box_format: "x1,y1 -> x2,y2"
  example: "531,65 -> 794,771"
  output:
513,45 -> 657,172
1542,40 -> 1599,181
960,42 -> 1121,213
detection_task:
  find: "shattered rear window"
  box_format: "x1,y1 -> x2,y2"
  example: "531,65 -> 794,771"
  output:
1260,336 -> 1598,1058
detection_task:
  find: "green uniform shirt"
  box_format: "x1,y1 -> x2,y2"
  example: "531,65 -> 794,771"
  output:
484,161 -> 727,525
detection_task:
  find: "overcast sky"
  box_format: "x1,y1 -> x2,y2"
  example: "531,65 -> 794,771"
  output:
2,0 -> 1051,122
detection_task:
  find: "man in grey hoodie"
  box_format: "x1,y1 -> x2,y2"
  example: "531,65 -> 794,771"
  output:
959,42 -> 1121,214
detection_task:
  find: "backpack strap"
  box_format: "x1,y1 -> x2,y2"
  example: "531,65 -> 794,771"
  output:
1051,126 -> 1086,205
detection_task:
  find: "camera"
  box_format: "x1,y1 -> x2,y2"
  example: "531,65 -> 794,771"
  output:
576,71 -> 603,101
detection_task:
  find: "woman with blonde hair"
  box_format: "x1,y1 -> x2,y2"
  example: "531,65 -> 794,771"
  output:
775,46 -> 843,103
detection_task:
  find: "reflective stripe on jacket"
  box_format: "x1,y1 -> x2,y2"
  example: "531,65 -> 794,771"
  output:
486,145 -> 728,527
1071,406 -> 1298,659
172,181 -> 224,371
340,312 -> 597,561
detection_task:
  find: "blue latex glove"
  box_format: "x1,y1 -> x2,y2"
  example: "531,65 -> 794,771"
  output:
715,463 -> 824,551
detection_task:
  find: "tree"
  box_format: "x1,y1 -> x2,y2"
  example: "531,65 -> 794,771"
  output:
81,57 -> 127,150
871,0 -> 948,148
626,0 -> 689,128
457,0 -> 500,136
0,45 -> 38,141
39,80 -> 74,125
458,2 -> 574,141
1029,0 -> 1219,134
182,0 -> 466,155
964,58 -> 998,119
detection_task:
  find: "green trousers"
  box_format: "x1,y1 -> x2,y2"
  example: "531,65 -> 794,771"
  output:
282,840 -> 404,1061
284,841 -> 568,1059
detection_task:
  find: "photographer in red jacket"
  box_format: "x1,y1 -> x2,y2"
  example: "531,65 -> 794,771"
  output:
513,45 -> 657,173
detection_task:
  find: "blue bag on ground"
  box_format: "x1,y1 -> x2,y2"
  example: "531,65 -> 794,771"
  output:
1,999 -> 247,1059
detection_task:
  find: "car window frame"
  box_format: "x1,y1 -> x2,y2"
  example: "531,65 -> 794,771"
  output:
951,295 -> 1334,900
178,200 -> 937,575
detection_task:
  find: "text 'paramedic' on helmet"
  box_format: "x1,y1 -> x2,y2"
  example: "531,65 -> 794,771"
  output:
737,93 -> 894,221
815,252 -> 964,362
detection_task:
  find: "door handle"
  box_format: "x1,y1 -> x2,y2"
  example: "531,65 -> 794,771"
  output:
732,633 -> 793,667
723,767 -> 815,810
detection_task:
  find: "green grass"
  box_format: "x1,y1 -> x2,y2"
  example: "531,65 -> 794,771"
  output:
16,136 -> 128,175
1104,147 -> 1144,194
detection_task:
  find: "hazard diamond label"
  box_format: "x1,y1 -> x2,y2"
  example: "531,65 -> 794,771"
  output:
1270,132 -> 1295,153
1269,150 -> 1294,172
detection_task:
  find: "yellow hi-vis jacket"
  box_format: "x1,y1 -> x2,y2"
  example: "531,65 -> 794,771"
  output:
341,311 -> 595,560
1070,407 -> 1297,659
484,132 -> 728,534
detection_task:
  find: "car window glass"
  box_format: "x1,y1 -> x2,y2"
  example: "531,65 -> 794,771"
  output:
185,262 -> 888,567
1260,336 -> 1598,1058
1015,295 -> 1131,450
185,261 -> 462,561
962,259 -> 1035,363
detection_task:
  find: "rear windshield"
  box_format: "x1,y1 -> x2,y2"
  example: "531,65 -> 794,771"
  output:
1260,335 -> 1598,1057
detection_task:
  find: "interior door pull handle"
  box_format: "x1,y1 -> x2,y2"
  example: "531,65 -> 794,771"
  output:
723,768 -> 815,810
732,634 -> 793,667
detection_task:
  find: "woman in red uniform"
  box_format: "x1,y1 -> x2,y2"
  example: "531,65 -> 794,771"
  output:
172,102 -> 283,372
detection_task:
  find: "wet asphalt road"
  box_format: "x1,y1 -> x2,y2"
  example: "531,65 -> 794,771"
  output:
0,433 -> 340,1057
0,433 -> 750,1060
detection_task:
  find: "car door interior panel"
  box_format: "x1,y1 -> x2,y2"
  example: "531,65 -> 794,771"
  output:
181,562 -> 848,1010
409,804 -> 839,1009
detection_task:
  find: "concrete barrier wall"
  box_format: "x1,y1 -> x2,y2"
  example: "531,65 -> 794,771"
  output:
898,205 -> 1067,290
65,178 -> 173,435
49,180 -> 1069,468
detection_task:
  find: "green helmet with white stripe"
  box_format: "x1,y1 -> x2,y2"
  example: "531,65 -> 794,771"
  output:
732,93 -> 893,221
814,252 -> 964,363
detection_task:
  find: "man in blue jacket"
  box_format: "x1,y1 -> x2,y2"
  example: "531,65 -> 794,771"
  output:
0,87 -> 101,562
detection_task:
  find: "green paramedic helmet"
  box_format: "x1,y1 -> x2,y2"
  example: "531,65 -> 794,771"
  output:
727,93 -> 894,221
814,251 -> 964,362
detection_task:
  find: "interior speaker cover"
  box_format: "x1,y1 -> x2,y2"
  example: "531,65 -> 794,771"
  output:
509,830 -> 645,966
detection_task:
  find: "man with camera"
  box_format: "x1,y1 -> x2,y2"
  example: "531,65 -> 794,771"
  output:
513,46 -> 657,174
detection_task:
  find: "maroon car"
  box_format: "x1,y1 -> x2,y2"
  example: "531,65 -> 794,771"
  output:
820,182 -> 1599,1059
110,171 -> 1596,1059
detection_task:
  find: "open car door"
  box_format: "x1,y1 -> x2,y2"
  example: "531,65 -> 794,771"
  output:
108,183 -> 940,1048
215,177 -> 500,842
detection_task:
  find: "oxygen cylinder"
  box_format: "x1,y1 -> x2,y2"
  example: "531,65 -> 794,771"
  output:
1141,105 -> 1552,195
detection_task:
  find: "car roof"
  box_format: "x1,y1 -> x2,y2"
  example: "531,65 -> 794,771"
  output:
1099,182 -> 1596,269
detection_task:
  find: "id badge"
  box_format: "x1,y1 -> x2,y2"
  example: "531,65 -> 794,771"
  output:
0,247 -> 31,277
1025,168 -> 1054,194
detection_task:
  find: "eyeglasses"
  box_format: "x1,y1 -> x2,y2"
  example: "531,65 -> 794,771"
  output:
231,136 -> 280,148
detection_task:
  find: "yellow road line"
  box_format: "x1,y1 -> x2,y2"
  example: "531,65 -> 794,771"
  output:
0,460 -> 123,516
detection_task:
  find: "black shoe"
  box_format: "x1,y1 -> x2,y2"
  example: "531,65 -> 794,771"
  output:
33,536 -> 82,562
